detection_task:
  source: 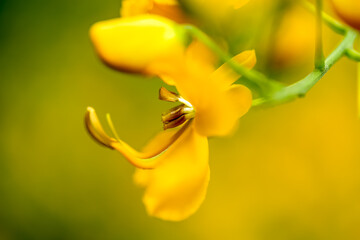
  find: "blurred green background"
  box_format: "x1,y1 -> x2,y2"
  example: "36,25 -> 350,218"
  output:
1,0 -> 360,239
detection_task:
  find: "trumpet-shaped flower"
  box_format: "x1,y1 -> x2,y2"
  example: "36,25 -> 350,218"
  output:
331,0 -> 360,30
85,42 -> 256,221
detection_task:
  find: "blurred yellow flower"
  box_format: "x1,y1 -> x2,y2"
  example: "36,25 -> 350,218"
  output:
121,0 -> 250,27
331,0 -> 360,30
90,14 -> 188,74
178,0 -> 250,24
272,6 -> 315,68
121,0 -> 189,23
184,0 -> 249,10
85,42 -> 256,221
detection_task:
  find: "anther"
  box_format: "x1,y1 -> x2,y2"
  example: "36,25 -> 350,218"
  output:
159,87 -> 195,129
159,87 -> 179,102
163,115 -> 187,130
162,104 -> 185,123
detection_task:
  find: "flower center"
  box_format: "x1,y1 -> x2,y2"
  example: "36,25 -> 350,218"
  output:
159,87 -> 195,130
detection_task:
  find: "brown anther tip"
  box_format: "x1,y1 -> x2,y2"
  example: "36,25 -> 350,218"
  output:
159,87 -> 179,102
161,104 -> 185,123
163,115 -> 187,130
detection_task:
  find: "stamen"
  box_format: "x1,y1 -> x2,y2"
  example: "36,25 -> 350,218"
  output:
161,104 -> 185,123
85,107 -> 116,149
85,107 -> 194,169
106,113 -> 121,142
158,87 -> 195,129
163,112 -> 195,130
178,97 -> 193,108
183,107 -> 194,114
159,87 -> 179,102
163,115 -> 187,130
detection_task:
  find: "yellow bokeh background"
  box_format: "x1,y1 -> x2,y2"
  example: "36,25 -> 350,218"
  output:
1,0 -> 360,239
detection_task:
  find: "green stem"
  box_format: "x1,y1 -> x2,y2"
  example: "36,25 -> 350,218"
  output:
183,21 -> 358,107
301,0 -> 348,35
253,30 -> 358,106
345,49 -> 360,62
183,25 -> 284,95
315,0 -> 325,70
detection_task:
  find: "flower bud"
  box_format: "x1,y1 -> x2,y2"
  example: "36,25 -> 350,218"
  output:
90,14 -> 188,74
332,0 -> 360,30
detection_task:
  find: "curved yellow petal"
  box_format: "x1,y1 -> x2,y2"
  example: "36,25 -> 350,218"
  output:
210,50 -> 256,86
85,107 -> 191,169
156,40 -> 216,87
227,84 -> 253,117
90,15 -> 187,74
185,40 -> 217,75
193,83 -> 252,137
163,43 -> 253,137
134,123 -> 210,221
332,0 -> 360,30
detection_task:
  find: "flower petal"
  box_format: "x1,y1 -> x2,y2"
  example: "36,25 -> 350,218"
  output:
193,83 -> 252,137
161,41 -> 217,103
161,43 -> 254,137
134,123 -> 210,221
90,15 -> 186,74
156,40 -> 217,87
210,50 -> 256,86
85,107 -> 190,169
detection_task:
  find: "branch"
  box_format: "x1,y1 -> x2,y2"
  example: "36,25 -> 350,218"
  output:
184,25 -> 284,95
345,49 -> 360,62
253,30 -> 358,106
315,0 -> 325,70
184,15 -> 358,108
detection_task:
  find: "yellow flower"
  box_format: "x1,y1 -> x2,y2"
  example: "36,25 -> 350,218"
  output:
331,0 -> 360,30
90,0 -> 252,76
178,0 -> 250,24
121,0 -> 250,26
271,6 -> 315,68
85,42 -> 256,221
121,0 -> 189,23
90,14 -> 188,74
